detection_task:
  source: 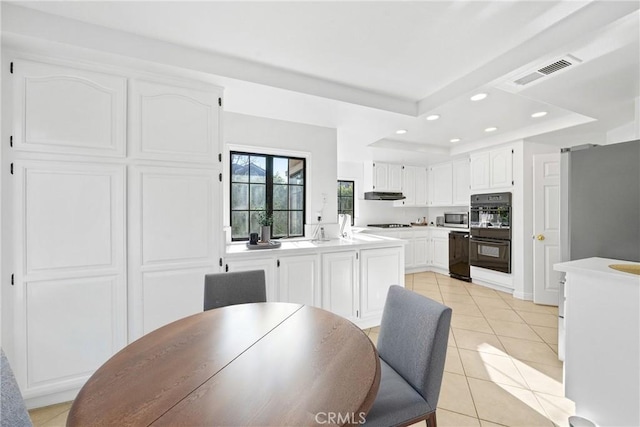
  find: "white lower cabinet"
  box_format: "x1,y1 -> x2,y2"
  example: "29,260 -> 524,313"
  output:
360,247 -> 404,324
277,255 -> 321,307
322,251 -> 358,323
431,231 -> 450,271
413,235 -> 430,268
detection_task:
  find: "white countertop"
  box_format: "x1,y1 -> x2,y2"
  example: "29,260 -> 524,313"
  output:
554,257 -> 640,282
363,225 -> 470,233
225,233 -> 405,256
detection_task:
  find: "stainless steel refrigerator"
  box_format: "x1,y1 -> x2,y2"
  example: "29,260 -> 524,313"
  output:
558,139 -> 640,360
560,139 -> 640,263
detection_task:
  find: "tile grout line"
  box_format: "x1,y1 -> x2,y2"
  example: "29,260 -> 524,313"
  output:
436,273 -> 481,421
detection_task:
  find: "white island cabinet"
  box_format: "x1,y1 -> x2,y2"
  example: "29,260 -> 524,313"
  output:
224,235 -> 405,329
554,258 -> 640,427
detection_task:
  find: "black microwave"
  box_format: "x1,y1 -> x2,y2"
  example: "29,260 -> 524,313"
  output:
444,212 -> 469,228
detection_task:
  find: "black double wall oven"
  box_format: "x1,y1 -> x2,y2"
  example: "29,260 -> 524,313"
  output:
469,193 -> 512,274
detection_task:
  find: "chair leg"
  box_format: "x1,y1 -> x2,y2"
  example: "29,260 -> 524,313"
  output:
425,411 -> 437,427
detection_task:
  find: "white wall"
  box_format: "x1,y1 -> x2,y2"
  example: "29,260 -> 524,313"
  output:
606,96 -> 640,144
224,112 -> 338,232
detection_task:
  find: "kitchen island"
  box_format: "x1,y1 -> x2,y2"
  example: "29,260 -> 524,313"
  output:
554,257 -> 640,427
225,234 -> 406,329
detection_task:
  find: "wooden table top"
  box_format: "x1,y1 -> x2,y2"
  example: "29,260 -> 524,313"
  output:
67,303 -> 380,427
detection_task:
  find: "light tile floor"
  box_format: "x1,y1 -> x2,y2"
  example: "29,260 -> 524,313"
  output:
29,272 -> 573,427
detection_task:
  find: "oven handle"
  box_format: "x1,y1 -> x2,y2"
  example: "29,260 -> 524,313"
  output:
470,237 -> 510,245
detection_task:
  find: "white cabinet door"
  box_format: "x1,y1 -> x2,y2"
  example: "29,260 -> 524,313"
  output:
432,235 -> 450,271
405,238 -> 416,268
415,167 -> 428,206
360,247 -> 403,321
414,236 -> 429,267
12,59 -> 126,157
470,152 -> 491,190
388,164 -> 403,192
490,147 -> 514,188
452,159 -> 470,205
278,255 -> 320,307
129,79 -> 221,164
402,166 -> 416,205
430,162 -> 453,206
13,160 -> 127,397
129,166 -> 219,338
322,251 -> 358,322
373,162 -> 389,191
225,258 -> 277,302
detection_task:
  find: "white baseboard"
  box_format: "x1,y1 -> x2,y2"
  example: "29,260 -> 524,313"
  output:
25,388 -> 79,410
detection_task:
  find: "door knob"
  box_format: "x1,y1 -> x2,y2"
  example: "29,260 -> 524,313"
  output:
536,234 -> 545,241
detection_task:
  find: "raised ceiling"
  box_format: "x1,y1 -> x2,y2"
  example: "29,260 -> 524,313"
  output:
3,1 -> 639,163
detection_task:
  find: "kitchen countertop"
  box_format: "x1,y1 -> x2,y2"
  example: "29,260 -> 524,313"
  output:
363,225 -> 470,233
226,233 -> 405,256
554,257 -> 640,282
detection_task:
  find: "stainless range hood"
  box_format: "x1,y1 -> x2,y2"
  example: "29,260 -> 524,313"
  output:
364,191 -> 406,201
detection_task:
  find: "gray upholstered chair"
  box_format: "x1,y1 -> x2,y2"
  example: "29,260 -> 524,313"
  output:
1,349 -> 32,427
363,285 -> 452,427
203,270 -> 267,311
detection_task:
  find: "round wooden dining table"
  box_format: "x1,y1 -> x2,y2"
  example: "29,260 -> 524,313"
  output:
67,303 -> 381,426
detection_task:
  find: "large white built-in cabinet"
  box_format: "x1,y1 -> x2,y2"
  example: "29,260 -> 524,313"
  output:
2,56 -> 223,408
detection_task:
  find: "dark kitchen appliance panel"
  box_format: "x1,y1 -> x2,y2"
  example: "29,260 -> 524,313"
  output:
449,231 -> 471,281
367,223 -> 412,228
469,237 -> 511,274
470,192 -> 512,274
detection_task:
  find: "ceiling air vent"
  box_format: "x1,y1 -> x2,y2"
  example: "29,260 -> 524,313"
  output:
513,54 -> 582,87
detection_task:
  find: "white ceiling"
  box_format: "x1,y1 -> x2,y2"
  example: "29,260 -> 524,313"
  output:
4,1 -> 640,163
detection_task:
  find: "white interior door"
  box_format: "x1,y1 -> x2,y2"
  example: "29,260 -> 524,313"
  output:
533,153 -> 561,305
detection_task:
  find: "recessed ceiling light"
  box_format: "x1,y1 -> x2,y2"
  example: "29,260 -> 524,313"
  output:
531,111 -> 548,118
485,127 -> 498,132
450,138 -> 461,143
396,129 -> 407,135
470,93 -> 488,101
426,114 -> 440,121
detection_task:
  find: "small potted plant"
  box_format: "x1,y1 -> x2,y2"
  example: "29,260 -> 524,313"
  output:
257,211 -> 273,243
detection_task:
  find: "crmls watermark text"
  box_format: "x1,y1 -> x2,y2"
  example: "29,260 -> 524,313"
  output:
315,412 -> 366,425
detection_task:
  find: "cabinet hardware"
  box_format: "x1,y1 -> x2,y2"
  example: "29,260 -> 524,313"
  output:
10,136 -> 13,147
218,97 -> 222,107
356,253 -> 359,260
219,258 -> 223,267
225,264 -> 229,272
10,62 -> 13,74
11,274 -> 14,286
218,153 -> 222,162
219,173 -> 222,182
277,260 -> 280,267
356,310 -> 359,317
10,163 -> 13,175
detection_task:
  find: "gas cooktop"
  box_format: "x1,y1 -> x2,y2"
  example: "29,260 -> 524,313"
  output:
368,223 -> 412,228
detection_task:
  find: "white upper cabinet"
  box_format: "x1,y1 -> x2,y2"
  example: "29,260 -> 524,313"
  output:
429,162 -> 453,206
394,165 -> 428,207
415,167 -> 428,206
372,162 -> 402,192
129,79 -> 221,164
490,147 -> 514,188
12,59 -> 126,157
470,147 -> 513,191
470,152 -> 491,190
452,159 -> 470,205
402,166 -> 416,205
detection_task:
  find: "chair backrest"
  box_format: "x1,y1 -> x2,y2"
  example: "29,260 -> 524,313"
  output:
1,349 -> 33,427
376,285 -> 452,409
203,270 -> 267,311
